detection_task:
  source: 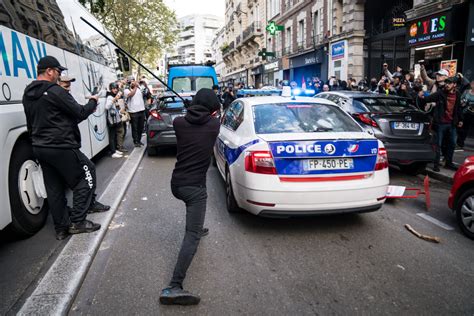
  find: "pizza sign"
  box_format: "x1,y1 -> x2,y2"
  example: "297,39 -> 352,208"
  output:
407,11 -> 450,46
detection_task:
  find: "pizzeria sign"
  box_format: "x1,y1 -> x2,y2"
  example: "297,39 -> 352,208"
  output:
407,11 -> 451,47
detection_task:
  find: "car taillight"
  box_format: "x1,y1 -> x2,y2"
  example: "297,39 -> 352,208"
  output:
245,151 -> 277,174
375,148 -> 388,170
356,113 -> 378,127
150,110 -> 163,120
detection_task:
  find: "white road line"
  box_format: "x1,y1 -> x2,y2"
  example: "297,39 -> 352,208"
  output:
416,213 -> 454,231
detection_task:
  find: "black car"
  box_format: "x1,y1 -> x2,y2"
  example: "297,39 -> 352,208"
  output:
316,91 -> 434,174
146,92 -> 193,156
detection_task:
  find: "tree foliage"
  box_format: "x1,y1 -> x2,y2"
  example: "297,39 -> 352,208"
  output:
82,0 -> 177,74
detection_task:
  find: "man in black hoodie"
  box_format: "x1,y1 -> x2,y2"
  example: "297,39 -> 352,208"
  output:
22,56 -> 110,240
160,88 -> 221,306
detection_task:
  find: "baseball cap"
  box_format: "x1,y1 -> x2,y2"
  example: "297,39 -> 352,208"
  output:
436,69 -> 449,77
445,77 -> 456,83
59,75 -> 75,82
37,56 -> 67,71
392,72 -> 403,79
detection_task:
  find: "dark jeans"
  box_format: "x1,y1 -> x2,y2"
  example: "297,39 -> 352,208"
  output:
129,110 -> 145,144
433,123 -> 457,167
33,147 -> 96,232
169,185 -> 207,288
108,124 -> 118,152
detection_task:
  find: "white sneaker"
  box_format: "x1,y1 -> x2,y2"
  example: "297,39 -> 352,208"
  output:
115,150 -> 123,155
111,153 -> 122,158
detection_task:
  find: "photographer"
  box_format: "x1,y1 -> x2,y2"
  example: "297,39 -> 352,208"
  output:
124,78 -> 146,147
222,85 -> 235,110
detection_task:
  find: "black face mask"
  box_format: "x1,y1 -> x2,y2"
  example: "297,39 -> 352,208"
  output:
371,81 -> 377,88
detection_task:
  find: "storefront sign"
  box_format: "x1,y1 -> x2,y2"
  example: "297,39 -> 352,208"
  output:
392,17 -> 406,27
407,11 -> 451,47
440,59 -> 457,77
331,41 -> 345,60
289,49 -> 324,68
264,61 -> 279,72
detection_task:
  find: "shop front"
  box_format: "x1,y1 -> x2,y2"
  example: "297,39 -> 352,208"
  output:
250,66 -> 262,88
407,5 -> 469,77
263,59 -> 281,87
289,49 -> 325,87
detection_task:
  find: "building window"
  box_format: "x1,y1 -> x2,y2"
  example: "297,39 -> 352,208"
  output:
313,10 -> 320,43
298,20 -> 304,49
286,27 -> 292,53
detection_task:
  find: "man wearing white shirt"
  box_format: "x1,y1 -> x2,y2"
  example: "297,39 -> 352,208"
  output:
124,79 -> 146,147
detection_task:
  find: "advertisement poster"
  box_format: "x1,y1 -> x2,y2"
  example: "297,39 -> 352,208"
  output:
440,59 -> 457,77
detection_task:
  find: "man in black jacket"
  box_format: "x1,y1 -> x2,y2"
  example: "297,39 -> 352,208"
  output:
159,88 -> 220,306
22,56 -> 110,240
418,77 -> 463,171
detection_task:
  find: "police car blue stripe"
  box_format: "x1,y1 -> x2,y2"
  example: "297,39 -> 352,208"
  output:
217,138 -> 260,165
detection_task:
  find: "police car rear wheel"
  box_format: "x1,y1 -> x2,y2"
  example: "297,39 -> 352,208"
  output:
225,169 -> 241,213
456,188 -> 474,240
7,141 -> 48,237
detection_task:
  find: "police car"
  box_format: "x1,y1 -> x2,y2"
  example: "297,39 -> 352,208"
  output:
214,88 -> 390,216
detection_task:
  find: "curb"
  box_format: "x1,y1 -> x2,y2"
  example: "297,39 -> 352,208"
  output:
18,144 -> 146,316
422,169 -> 454,185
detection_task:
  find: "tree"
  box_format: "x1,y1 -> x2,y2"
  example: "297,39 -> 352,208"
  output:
83,0 -> 177,75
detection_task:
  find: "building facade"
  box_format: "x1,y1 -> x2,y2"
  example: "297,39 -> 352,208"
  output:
220,0 -> 267,87
217,0 -> 474,88
211,27 -> 227,83
168,14 -> 224,65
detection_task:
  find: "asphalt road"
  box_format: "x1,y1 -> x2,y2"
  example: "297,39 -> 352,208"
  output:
0,133 -> 134,315
70,148 -> 474,315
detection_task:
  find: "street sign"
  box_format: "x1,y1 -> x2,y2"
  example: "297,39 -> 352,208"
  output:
266,21 -> 284,36
258,48 -> 276,60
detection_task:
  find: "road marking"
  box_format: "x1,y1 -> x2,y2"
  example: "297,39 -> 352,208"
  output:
416,213 -> 454,230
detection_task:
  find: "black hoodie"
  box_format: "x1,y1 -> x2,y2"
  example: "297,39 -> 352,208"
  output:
171,89 -> 221,187
22,80 -> 97,149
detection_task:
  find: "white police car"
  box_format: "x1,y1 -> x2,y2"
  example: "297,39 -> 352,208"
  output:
214,90 -> 390,216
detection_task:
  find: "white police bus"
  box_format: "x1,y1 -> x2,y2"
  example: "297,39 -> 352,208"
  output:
0,0 -> 120,236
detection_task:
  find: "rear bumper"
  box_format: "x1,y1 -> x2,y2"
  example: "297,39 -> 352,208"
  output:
147,130 -> 176,147
384,142 -> 434,164
234,179 -> 388,216
258,204 -> 383,217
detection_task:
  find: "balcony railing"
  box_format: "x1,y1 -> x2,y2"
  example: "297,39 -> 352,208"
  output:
242,22 -> 262,43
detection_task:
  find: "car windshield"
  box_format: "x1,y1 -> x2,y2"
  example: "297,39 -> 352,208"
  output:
253,103 -> 362,134
353,97 -> 417,113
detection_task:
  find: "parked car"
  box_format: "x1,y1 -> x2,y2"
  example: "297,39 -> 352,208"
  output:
316,91 -> 434,174
146,92 -> 193,156
448,156 -> 474,240
214,93 -> 389,217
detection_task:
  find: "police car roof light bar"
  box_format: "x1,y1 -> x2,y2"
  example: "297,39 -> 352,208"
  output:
80,17 -> 185,103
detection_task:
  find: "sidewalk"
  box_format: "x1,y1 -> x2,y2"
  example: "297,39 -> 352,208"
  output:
423,138 -> 474,184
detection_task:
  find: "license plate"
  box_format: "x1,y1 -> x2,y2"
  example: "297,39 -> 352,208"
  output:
305,158 -> 354,170
393,122 -> 419,130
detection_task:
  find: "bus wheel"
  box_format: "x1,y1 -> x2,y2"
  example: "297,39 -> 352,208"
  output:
8,141 -> 48,237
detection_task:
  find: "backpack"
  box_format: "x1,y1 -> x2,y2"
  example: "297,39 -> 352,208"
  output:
107,105 -> 121,126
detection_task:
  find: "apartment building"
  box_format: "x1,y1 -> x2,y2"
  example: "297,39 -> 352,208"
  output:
168,14 -> 224,65
211,27 -> 227,82
221,0 -> 266,87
